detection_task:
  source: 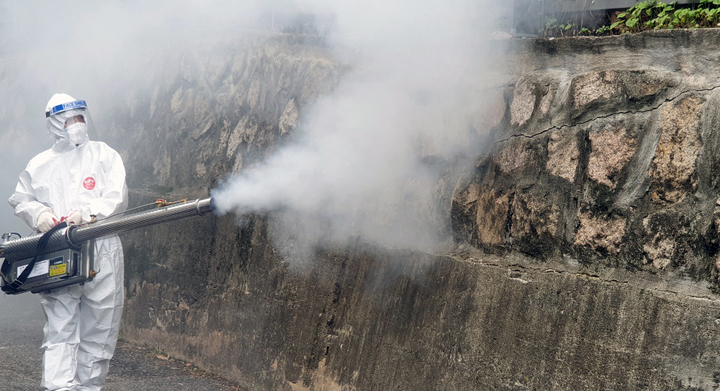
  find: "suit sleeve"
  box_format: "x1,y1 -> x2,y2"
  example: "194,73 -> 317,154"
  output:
8,168 -> 53,230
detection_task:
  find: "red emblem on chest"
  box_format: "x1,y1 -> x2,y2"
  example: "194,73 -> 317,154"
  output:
83,177 -> 96,190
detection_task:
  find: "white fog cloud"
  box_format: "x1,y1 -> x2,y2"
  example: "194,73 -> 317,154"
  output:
0,0 -> 510,258
212,0 -> 509,254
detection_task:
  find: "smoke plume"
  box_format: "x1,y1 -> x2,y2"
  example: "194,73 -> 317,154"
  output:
211,0 -> 508,254
0,0 -> 509,259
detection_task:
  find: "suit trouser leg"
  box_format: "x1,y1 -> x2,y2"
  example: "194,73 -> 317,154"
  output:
75,242 -> 124,391
40,285 -> 83,390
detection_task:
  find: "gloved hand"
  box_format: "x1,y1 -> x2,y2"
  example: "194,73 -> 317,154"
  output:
65,211 -> 82,225
37,211 -> 58,233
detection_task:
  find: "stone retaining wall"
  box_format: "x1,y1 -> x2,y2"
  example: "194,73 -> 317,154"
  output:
113,31 -> 720,390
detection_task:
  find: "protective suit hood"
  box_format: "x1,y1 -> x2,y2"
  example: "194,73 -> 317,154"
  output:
45,93 -> 92,151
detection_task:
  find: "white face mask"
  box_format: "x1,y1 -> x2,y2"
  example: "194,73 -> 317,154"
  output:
65,122 -> 87,145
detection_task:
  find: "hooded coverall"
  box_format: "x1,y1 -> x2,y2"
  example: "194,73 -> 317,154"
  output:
8,93 -> 128,391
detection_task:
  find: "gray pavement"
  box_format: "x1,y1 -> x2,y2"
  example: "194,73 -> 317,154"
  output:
0,293 -> 245,391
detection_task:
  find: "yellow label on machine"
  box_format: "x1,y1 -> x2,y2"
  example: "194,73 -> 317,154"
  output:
49,263 -> 67,277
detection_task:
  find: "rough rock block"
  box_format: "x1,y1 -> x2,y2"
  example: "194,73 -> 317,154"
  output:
574,212 -> 626,254
650,96 -> 704,203
546,128 -> 579,183
588,126 -> 637,189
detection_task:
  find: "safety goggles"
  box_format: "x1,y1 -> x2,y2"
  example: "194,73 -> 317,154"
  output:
64,115 -> 86,129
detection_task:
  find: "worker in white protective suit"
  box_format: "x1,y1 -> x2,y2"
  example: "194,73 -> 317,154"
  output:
8,93 -> 128,391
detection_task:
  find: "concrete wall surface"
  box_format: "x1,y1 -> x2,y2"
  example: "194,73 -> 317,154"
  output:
109,31 -> 720,390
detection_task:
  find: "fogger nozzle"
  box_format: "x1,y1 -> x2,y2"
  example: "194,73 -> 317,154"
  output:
2,197 -> 214,262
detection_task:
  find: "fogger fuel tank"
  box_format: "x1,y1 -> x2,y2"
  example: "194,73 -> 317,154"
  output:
0,198 -> 214,294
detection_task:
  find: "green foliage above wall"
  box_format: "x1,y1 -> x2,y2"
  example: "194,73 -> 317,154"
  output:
542,0 -> 720,37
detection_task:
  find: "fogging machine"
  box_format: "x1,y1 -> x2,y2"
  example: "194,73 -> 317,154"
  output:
0,198 -> 214,295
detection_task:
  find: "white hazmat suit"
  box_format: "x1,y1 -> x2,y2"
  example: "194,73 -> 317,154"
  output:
8,93 -> 128,391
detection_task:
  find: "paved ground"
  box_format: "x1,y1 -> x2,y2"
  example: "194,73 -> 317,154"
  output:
0,294 -> 245,391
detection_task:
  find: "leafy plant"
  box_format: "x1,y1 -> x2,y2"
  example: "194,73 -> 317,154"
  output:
541,18 -> 586,37
540,0 -> 720,37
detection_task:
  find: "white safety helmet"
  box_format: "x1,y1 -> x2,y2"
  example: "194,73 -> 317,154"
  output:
45,93 -> 94,147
